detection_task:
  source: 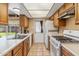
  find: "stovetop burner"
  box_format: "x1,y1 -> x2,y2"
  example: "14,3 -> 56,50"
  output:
52,36 -> 79,43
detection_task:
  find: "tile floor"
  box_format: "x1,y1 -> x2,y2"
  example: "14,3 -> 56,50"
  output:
28,43 -> 50,56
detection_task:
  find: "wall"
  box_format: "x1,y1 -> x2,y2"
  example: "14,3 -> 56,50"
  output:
28,19 -> 45,43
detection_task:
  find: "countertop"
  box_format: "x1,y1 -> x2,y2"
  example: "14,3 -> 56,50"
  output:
0,33 -> 32,56
61,42 -> 79,56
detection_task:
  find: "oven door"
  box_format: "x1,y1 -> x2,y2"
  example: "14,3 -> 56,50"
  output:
50,38 -> 60,56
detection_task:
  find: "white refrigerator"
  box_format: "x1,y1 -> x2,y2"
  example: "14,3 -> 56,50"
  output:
44,20 -> 57,49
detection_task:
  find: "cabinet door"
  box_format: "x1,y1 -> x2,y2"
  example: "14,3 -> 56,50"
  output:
61,47 -> 74,56
65,3 -> 74,11
20,15 -> 29,27
50,16 -> 54,20
13,43 -> 23,56
53,12 -> 59,27
24,17 -> 29,27
14,48 -> 23,56
0,3 -> 8,25
23,38 -> 30,56
59,5 -> 65,15
75,3 -> 79,24
24,39 -> 28,56
20,15 -> 24,27
59,20 -> 66,27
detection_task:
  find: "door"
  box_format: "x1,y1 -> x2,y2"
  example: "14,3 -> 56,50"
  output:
34,20 -> 44,43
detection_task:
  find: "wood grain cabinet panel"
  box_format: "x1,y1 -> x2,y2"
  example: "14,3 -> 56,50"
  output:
59,4 -> 65,15
53,11 -> 66,27
0,3 -> 8,25
23,39 -> 28,56
20,15 -> 29,27
53,11 -> 59,27
75,3 -> 79,24
65,3 -> 74,11
50,16 -> 54,20
61,46 -> 74,56
14,48 -> 23,56
13,43 -> 23,56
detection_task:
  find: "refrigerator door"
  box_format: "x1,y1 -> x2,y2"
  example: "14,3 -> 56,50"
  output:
44,20 -> 57,49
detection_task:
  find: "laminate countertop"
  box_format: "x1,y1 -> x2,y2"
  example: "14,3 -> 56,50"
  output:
62,42 -> 79,56
0,33 -> 32,56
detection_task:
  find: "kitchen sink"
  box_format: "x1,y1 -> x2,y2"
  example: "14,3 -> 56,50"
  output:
14,35 -> 27,39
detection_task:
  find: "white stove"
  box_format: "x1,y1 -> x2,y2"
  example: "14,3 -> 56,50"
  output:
50,30 -> 79,56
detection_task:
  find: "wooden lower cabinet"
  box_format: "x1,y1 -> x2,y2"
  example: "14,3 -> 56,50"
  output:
4,37 -> 30,56
14,48 -> 23,56
61,46 -> 74,56
23,37 -> 30,56
13,42 -> 23,56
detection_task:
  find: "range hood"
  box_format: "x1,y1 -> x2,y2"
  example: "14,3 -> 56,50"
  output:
58,8 -> 75,20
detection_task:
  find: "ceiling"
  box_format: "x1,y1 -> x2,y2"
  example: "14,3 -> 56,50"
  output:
8,3 -> 63,18
23,3 -> 54,18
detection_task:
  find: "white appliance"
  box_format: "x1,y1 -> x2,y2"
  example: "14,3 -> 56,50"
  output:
44,20 -> 57,49
50,37 -> 60,56
50,30 -> 79,56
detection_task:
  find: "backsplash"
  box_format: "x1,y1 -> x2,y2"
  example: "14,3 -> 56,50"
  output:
65,17 -> 79,30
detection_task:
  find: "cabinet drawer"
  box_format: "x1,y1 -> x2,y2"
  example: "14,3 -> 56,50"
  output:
13,43 -> 23,54
14,48 -> 22,56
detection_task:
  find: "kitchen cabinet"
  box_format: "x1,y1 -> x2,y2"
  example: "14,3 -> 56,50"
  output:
75,3 -> 79,24
53,11 -> 59,27
50,15 -> 54,20
0,3 -> 8,25
59,4 -> 65,15
65,3 -> 74,11
23,37 -> 30,56
13,42 -> 23,56
4,51 -> 12,56
53,11 -> 66,27
20,15 -> 29,27
61,46 -> 74,56
14,48 -> 23,56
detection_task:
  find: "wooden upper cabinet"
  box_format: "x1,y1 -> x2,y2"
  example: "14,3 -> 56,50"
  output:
0,3 -> 8,25
53,11 -> 59,27
64,3 -> 74,11
20,15 -> 29,27
75,3 -> 79,24
59,4 -> 65,15
53,11 -> 66,27
50,15 -> 54,20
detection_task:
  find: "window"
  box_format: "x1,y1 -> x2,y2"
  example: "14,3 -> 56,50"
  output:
35,21 -> 43,33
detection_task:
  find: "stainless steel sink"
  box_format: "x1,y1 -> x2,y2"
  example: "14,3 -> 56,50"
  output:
14,35 -> 26,39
